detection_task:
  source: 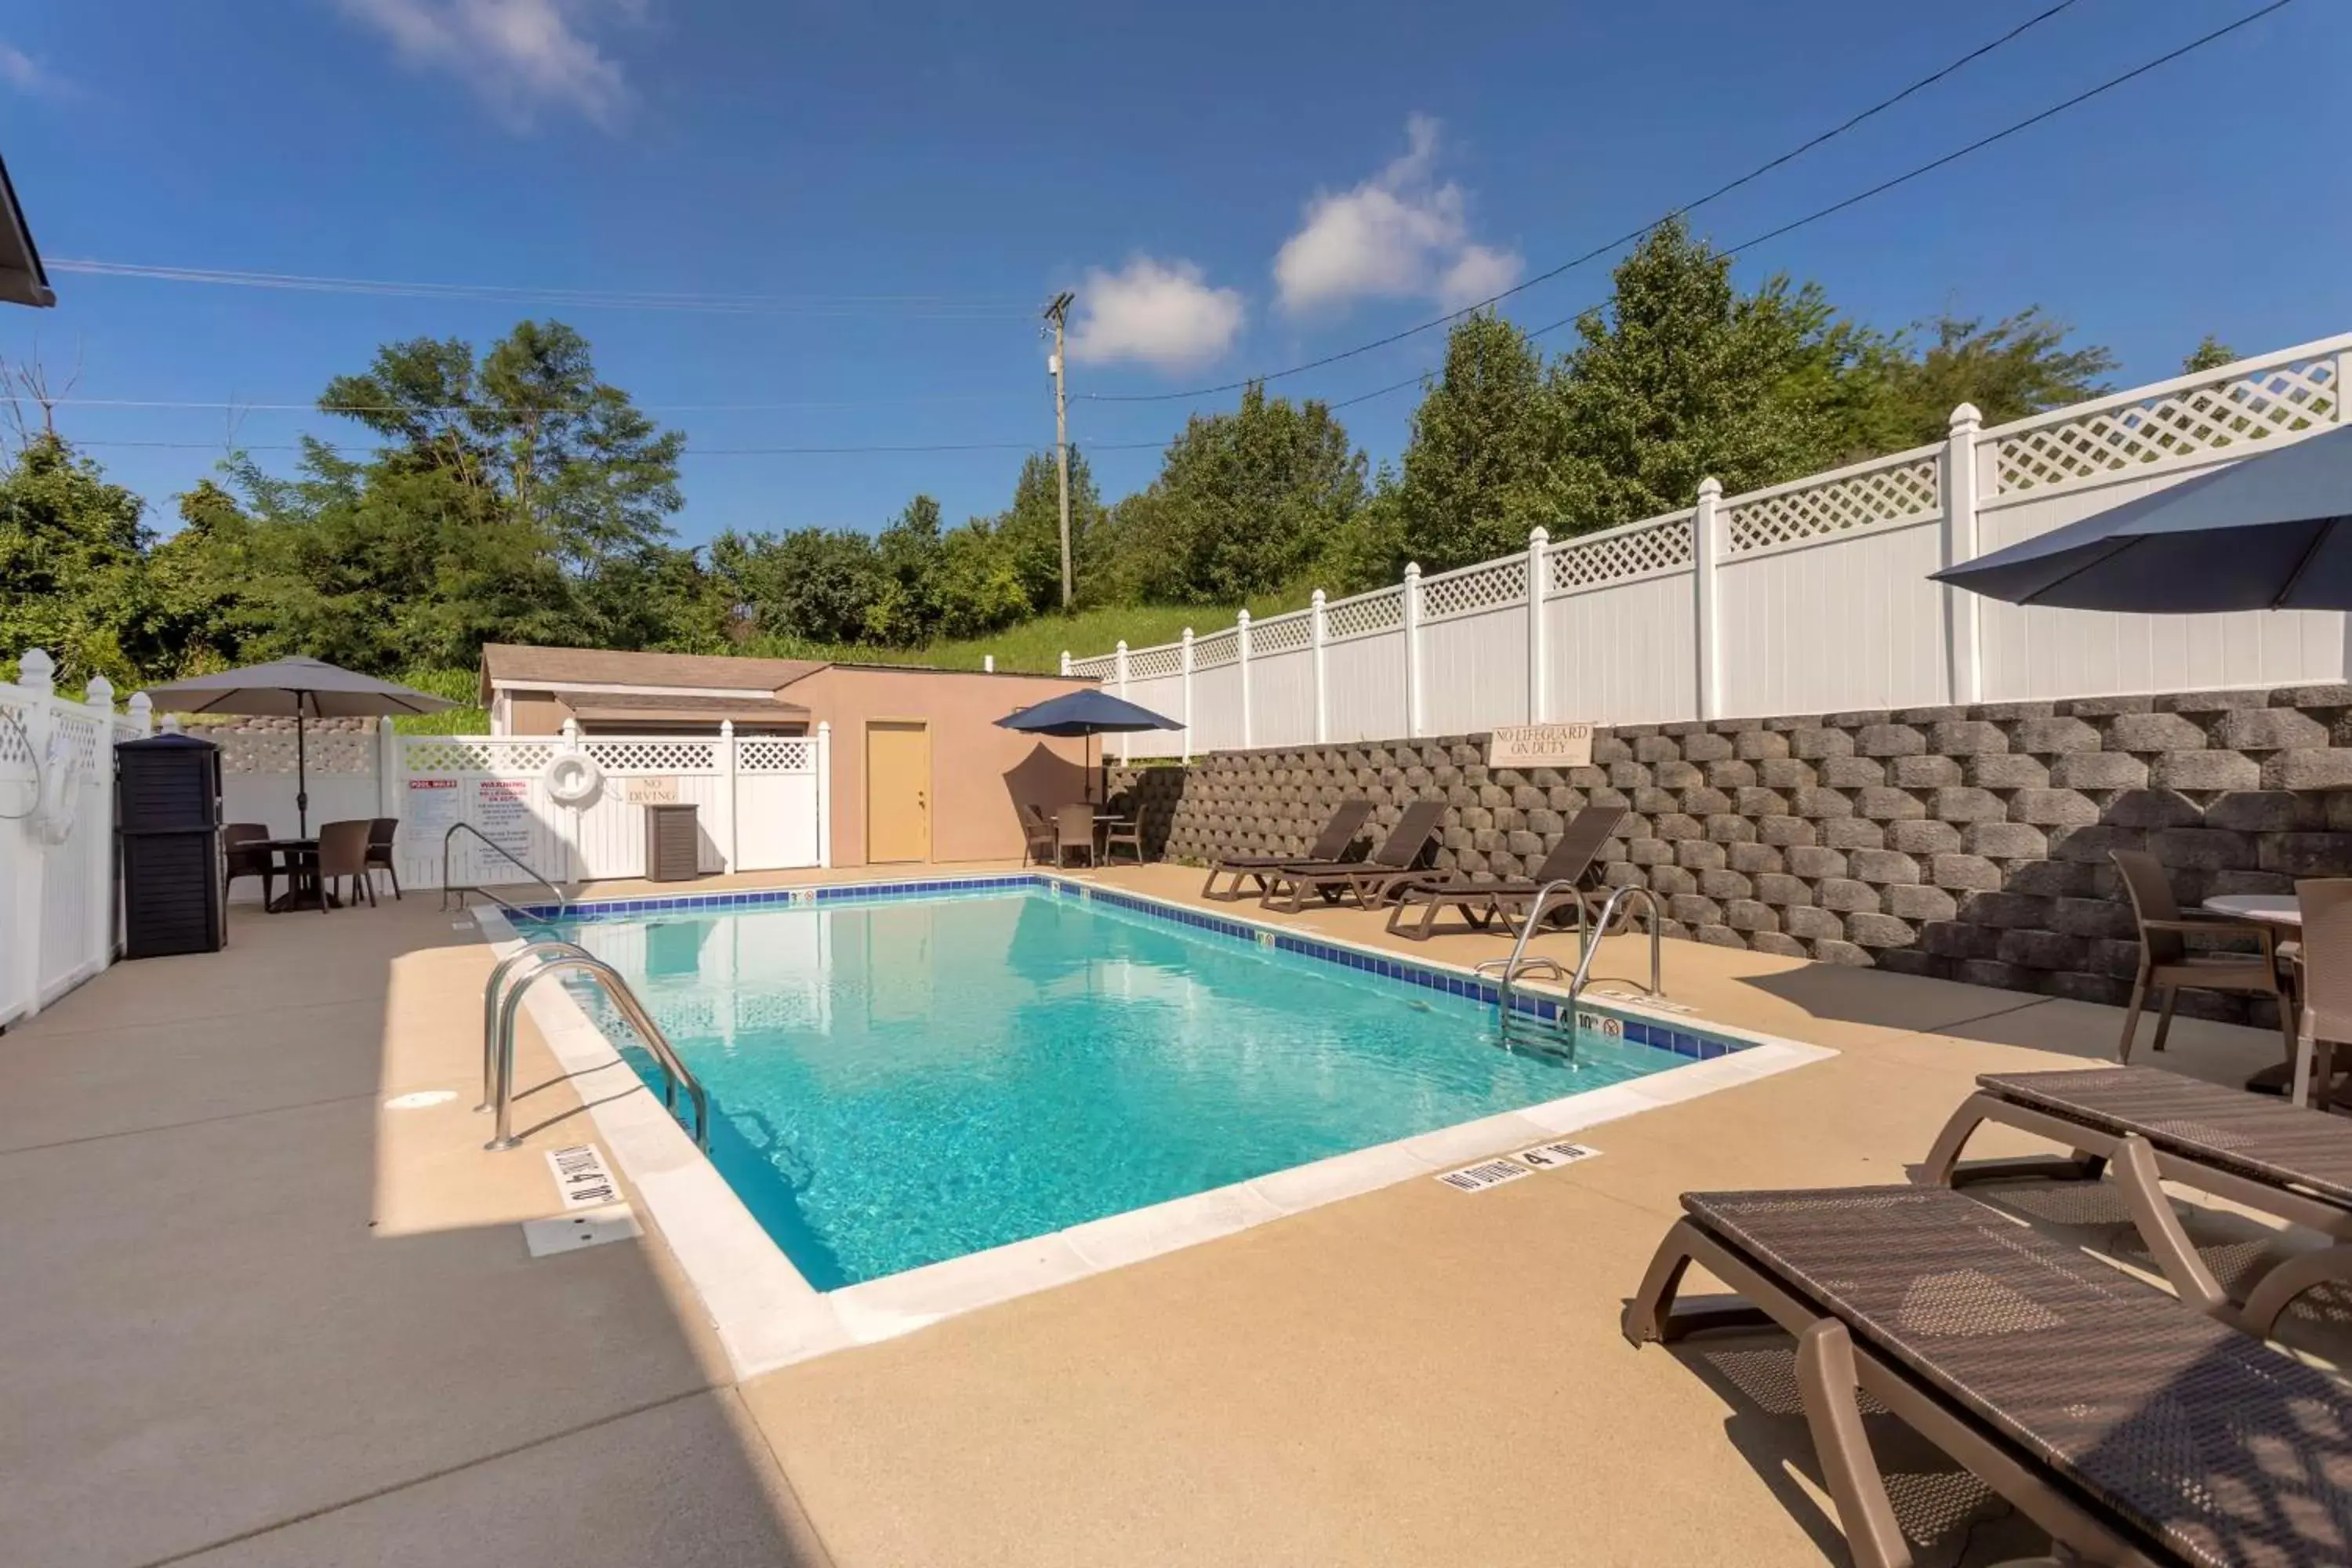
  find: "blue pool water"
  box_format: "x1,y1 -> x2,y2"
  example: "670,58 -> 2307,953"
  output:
546,884 -> 1699,1288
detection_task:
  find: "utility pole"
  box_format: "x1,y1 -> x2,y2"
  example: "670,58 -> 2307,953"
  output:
1043,291 -> 1075,608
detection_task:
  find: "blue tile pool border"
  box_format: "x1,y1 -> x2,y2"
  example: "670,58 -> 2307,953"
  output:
516,873 -> 1753,1060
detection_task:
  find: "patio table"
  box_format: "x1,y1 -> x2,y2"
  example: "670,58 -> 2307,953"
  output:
256,837 -> 339,913
2202,894 -> 2316,1103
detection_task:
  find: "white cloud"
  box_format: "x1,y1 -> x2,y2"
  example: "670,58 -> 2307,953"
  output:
0,42 -> 71,99
336,0 -> 637,129
1067,256 -> 1245,374
1273,114 -> 1523,317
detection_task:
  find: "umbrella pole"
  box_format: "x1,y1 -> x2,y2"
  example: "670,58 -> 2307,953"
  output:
295,702 -> 310,839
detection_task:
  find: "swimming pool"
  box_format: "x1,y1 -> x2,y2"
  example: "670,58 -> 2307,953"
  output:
538,879 -> 1729,1289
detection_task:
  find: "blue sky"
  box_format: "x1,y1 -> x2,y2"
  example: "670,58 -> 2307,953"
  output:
2,0 -> 2343,548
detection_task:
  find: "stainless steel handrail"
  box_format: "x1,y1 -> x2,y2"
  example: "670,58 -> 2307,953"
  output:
441,822 -> 569,920
481,939 -> 600,1110
1474,877 -> 1583,1025
481,949 -> 709,1152
1566,885 -> 1665,1011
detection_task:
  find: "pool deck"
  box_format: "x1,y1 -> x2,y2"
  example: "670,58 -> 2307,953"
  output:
2,858 -> 2329,1566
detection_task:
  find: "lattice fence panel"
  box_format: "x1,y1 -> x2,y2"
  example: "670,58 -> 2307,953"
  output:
1068,655 -> 1116,681
1994,356 -> 2340,494
403,739 -> 557,775
1724,454 -> 1941,555
1251,612 -> 1313,654
56,713 -> 102,771
220,730 -> 379,775
1127,644 -> 1184,679
1324,587 -> 1404,641
1548,515 -> 1695,590
583,739 -> 717,773
737,739 -> 815,772
1419,559 -> 1527,620
1192,629 -> 1240,669
0,696 -> 27,768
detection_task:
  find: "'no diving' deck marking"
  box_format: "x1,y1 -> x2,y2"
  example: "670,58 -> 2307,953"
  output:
546,1143 -> 619,1210
1436,1159 -> 1532,1192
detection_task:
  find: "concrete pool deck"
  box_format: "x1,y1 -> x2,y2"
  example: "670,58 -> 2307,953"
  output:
2,858 -> 2335,1566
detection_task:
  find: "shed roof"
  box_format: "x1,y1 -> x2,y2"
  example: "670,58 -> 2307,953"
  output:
0,156 -> 52,309
478,644 -> 831,701
564,692 -> 811,726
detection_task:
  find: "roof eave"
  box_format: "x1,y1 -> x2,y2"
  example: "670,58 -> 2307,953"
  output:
0,156 -> 54,310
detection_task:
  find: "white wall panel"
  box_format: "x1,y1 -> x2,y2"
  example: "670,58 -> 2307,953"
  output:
1249,648 -> 1316,748
1420,608 -> 1528,736
1544,573 -> 1698,726
1323,632 -> 1407,742
1716,521 -> 1947,720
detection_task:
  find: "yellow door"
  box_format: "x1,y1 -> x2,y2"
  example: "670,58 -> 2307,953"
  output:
866,720 -> 931,862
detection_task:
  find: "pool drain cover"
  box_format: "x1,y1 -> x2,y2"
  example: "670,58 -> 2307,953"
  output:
523,1204 -> 643,1258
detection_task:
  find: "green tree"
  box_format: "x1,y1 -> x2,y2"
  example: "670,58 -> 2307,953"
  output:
867,494 -> 946,645
1381,313 -> 1567,575
1549,219 -> 1872,532
1843,310 -> 2115,450
932,518 -> 1033,638
0,434 -> 151,687
717,526 -> 886,647
993,449 -> 1109,612
2182,334 -> 2237,375
140,479 -> 266,674
1112,383 -> 1367,603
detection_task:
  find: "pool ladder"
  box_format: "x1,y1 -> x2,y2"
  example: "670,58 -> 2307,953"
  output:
479,939 -> 709,1152
1475,882 -> 1665,1051
442,822 -> 570,926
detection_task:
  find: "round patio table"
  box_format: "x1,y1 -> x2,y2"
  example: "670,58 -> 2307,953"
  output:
256,837 -> 339,913
2201,894 -> 2314,1103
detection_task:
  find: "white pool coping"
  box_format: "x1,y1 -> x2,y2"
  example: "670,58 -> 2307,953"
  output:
477,884 -> 1836,1379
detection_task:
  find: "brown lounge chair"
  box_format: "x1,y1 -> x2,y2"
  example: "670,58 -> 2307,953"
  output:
1922,1064 -> 2352,1338
1256,800 -> 1448,913
1199,799 -> 1374,901
1626,1184 -> 2352,1568
1381,803 -> 1627,940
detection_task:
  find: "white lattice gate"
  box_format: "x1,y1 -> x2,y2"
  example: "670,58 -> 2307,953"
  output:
393,723 -> 828,891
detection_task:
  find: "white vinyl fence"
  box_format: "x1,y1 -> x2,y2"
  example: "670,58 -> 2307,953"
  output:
2,650 -> 151,1027
218,719 -> 832,898
1072,334 -> 2351,756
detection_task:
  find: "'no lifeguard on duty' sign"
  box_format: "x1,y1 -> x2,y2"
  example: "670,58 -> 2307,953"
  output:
1486,722 -> 1595,770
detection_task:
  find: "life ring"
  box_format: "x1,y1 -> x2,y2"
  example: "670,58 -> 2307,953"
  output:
34,732 -> 81,847
543,750 -> 604,806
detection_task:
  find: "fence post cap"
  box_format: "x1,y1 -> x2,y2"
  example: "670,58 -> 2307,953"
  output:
1236,608 -> 1250,625
1116,639 -> 1128,652
1528,525 -> 1549,546
1310,587 -> 1326,605
718,718 -> 734,738
1949,401 -> 1984,432
817,719 -> 831,737
1403,561 -> 1421,578
84,673 -> 114,706
162,713 -> 183,734
18,647 -> 53,691
126,691 -> 152,718
1181,626 -> 1194,641
1697,476 -> 1722,498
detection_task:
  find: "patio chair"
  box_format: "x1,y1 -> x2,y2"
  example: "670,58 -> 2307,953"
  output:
2291,877 -> 2352,1107
1053,802 -> 1097,869
2110,848 -> 2295,1067
1922,1062 -> 2352,1338
1256,800 -> 1448,913
222,822 -> 274,908
1199,799 -> 1374,901
1100,805 -> 1145,866
316,819 -> 375,910
1624,1183 -> 2352,1568
364,816 -> 401,901
1382,803 -> 1627,940
1018,802 -> 1058,866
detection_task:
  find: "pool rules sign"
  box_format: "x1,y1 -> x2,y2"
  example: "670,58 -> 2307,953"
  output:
1487,722 -> 1594,770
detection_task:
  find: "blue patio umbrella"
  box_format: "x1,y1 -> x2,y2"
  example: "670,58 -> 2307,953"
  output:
996,688 -> 1183,801
1933,426 -> 2352,612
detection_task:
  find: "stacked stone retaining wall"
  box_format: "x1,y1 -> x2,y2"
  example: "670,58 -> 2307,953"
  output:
1111,684 -> 2352,1025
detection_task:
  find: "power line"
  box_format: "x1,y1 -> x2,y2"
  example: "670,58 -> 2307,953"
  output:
41,391 -> 1029,415
45,259 -> 1035,319
1292,0 -> 2300,418
69,434 -> 1174,458
1080,0 -> 2091,405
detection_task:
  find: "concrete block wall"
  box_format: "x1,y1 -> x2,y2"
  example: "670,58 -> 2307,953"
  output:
1112,684 -> 2352,1025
